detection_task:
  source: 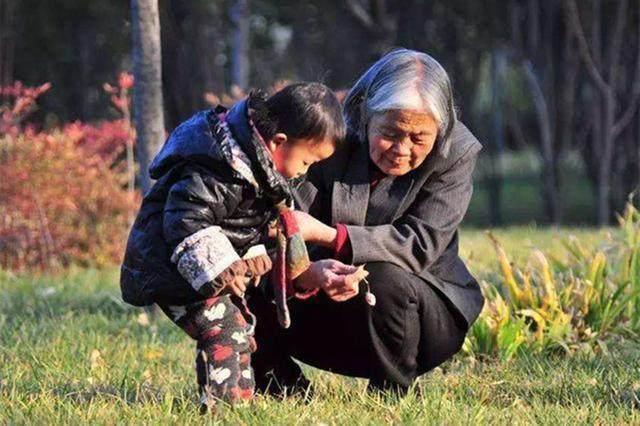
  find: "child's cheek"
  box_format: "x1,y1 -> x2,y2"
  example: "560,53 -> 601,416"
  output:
280,160 -> 296,179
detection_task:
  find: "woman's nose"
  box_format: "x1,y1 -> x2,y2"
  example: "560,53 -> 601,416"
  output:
392,138 -> 412,156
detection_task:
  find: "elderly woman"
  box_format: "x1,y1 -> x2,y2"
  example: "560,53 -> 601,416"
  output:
249,49 -> 484,394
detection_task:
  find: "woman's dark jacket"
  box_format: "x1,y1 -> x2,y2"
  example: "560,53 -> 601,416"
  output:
120,99 -> 286,307
295,122 -> 484,327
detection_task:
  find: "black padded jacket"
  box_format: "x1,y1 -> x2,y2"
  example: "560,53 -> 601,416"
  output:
120,99 -> 288,306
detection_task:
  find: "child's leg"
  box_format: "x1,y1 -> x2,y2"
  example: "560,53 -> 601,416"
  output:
159,295 -> 256,409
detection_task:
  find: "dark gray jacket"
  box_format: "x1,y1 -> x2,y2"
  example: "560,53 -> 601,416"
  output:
294,121 -> 484,327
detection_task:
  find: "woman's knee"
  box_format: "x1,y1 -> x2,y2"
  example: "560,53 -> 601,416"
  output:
364,262 -> 419,306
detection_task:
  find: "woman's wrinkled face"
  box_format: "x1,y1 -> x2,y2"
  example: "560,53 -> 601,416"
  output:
367,110 -> 438,176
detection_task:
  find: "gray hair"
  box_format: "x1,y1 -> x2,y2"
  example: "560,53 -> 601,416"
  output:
343,48 -> 457,156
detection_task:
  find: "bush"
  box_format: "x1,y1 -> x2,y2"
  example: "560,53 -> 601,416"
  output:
0,79 -> 139,271
465,201 -> 640,360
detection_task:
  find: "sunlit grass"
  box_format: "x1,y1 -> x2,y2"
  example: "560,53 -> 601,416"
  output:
1,229 -> 639,424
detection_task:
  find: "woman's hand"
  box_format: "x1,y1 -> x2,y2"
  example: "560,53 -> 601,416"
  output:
291,210 -> 337,248
295,259 -> 366,302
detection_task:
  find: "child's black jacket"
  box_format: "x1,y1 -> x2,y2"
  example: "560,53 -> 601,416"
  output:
120,99 -> 287,307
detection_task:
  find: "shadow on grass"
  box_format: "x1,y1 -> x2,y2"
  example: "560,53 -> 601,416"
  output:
0,269 -> 140,324
50,381 -> 197,413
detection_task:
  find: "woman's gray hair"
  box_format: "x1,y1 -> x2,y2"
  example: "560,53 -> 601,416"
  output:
343,48 -> 457,156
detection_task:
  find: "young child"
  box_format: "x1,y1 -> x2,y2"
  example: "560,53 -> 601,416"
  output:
120,83 -> 345,411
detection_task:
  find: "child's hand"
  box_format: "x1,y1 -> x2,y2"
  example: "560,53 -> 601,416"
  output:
214,260 -> 251,298
244,253 -> 272,286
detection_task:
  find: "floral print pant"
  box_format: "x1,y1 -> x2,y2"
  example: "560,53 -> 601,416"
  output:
159,294 -> 257,409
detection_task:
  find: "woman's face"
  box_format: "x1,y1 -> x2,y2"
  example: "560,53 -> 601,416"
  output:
367,110 -> 438,176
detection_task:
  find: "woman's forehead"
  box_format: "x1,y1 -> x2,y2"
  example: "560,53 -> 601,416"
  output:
374,110 -> 437,132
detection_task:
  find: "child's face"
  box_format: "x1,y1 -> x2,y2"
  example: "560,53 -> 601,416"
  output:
269,136 -> 335,179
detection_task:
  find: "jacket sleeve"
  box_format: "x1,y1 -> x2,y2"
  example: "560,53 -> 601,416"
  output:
163,171 -> 241,249
345,144 -> 480,273
163,170 -> 244,297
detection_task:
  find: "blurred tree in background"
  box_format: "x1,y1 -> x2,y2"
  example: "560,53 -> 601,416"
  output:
2,0 -> 639,226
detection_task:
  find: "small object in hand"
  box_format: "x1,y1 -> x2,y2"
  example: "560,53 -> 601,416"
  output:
363,276 -> 376,306
347,265 -> 368,285
364,285 -> 376,306
348,265 -> 376,307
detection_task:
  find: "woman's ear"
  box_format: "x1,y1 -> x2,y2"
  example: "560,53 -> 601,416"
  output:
266,132 -> 288,153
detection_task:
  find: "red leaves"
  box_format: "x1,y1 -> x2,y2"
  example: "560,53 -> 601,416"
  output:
118,72 -> 134,90
0,79 -> 139,271
104,72 -> 134,119
0,81 -> 52,136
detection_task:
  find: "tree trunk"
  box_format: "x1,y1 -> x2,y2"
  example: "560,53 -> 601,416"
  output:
523,60 -> 560,224
229,0 -> 250,90
345,0 -> 396,60
509,0 -> 561,224
563,0 -> 639,225
488,49 -> 506,226
558,25 -> 579,155
131,0 -> 165,195
598,92 -> 615,224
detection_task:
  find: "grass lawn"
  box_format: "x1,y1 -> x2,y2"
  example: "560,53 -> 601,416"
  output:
1,228 -> 639,424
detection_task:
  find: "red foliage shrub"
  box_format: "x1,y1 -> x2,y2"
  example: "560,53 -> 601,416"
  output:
0,81 -> 51,136
0,78 -> 139,271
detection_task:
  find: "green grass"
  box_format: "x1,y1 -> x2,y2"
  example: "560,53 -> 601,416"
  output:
1,229 -> 639,424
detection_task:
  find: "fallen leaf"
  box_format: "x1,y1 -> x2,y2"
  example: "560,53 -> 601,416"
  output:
144,349 -> 164,361
137,312 -> 150,326
90,349 -> 104,370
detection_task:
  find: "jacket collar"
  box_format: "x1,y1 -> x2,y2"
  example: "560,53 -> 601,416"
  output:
223,98 -> 292,207
331,141 -> 370,226
225,98 -> 253,148
331,139 -> 435,226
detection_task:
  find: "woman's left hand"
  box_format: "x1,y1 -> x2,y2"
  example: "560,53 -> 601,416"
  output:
291,210 -> 337,248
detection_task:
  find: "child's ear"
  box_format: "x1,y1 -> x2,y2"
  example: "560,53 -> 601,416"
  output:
266,133 -> 287,153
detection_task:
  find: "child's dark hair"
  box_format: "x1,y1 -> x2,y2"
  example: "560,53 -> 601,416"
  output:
249,83 -> 346,146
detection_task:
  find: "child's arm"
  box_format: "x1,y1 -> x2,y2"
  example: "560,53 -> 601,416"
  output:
163,170 -> 252,298
163,170 -> 242,248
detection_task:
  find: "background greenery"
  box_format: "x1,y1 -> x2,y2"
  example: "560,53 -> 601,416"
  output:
3,0 -> 640,225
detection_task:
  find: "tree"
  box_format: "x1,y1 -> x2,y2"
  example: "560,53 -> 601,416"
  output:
345,0 -> 397,59
229,0 -> 250,91
509,0 -> 567,224
131,0 -> 165,194
563,0 -> 640,225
